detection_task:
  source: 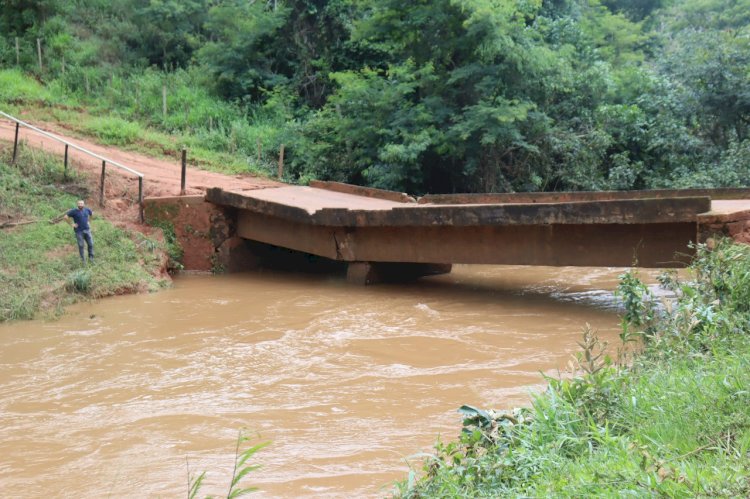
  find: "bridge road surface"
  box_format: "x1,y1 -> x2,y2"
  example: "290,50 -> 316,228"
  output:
205,183 -> 750,273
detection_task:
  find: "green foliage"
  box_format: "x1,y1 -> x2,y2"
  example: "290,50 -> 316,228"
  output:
227,433 -> 269,498
83,115 -> 142,145
291,62 -> 441,190
198,0 -> 356,107
187,430 -> 269,498
601,0 -> 666,22
396,240 -> 750,497
3,0 -> 750,194
198,1 -> 289,102
66,268 -> 91,293
0,0 -> 63,36
145,217 -> 183,272
0,69 -> 53,104
580,0 -> 649,66
130,0 -> 208,69
616,269 -> 658,335
292,0 -> 566,193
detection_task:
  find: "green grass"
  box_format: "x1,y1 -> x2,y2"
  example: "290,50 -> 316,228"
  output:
82,115 -> 143,146
0,68 -> 285,178
0,146 -> 170,321
0,68 -> 54,105
396,242 -> 750,497
520,344 -> 750,497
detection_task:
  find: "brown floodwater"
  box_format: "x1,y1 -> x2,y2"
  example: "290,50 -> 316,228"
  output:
0,265 -> 645,497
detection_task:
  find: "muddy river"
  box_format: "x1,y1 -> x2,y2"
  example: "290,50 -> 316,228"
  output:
0,265 -> 638,497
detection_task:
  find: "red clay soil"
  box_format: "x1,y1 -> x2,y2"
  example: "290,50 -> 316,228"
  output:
0,117 -> 281,229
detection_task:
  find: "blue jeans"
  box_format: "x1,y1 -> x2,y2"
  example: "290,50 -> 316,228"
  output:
75,230 -> 94,261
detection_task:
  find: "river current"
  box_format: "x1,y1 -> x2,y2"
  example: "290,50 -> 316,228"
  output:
0,265 -> 635,497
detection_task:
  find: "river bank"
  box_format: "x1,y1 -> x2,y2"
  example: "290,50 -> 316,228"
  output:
0,146 -> 171,321
396,240 -> 750,497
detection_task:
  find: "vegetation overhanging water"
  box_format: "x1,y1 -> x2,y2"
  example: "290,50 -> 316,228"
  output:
396,241 -> 750,497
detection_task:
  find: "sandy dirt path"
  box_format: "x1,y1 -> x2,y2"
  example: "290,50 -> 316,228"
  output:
0,117 -> 281,223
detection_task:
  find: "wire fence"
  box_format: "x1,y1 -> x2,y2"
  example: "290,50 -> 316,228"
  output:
0,110 -> 145,222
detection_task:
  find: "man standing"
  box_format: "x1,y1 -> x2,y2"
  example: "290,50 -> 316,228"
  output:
65,199 -> 94,264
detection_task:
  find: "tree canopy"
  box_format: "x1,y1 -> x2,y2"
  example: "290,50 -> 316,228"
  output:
2,0 -> 749,193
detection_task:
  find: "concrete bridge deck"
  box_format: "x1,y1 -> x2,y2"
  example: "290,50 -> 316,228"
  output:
192,182 -> 750,282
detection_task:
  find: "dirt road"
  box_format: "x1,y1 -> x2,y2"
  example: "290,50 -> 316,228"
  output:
0,117 -> 281,223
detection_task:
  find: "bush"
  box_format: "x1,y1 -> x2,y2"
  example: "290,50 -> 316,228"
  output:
66,269 -> 91,293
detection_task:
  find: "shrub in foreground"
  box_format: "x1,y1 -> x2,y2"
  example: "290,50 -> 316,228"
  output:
396,241 -> 750,497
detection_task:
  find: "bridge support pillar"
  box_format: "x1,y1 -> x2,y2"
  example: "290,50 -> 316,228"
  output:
346,262 -> 452,285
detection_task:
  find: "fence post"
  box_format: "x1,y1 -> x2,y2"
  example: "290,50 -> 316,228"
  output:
15,37 -> 19,65
63,144 -> 69,179
138,177 -> 144,223
12,122 -> 20,164
99,160 -> 106,207
180,148 -> 187,195
162,85 -> 167,120
278,144 -> 285,180
36,38 -> 42,71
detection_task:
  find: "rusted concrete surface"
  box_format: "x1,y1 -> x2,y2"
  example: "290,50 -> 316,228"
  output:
698,200 -> 750,245
144,196 -> 218,271
234,208 -> 696,267
206,187 -> 710,227
207,185 -> 406,217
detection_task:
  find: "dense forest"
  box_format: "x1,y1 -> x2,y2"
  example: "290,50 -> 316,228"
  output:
1,0 -> 749,195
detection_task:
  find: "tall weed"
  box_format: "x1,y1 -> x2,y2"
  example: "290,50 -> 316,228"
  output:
187,431 -> 269,498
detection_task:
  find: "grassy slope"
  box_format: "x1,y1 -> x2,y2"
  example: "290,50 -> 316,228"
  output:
397,243 -> 750,497
0,68 -> 282,177
0,145 -> 170,321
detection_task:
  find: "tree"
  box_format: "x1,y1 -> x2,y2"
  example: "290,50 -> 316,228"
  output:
130,0 -> 208,69
0,0 -> 61,36
198,1 -> 289,101
294,0 -> 597,193
198,0 -> 356,107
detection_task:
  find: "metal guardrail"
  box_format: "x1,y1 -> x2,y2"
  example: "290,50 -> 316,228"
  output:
0,110 -> 145,222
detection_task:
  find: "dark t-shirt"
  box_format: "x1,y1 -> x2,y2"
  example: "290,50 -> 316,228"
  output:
67,207 -> 93,232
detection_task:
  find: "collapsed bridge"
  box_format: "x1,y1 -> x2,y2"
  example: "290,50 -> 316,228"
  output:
145,182 -> 750,284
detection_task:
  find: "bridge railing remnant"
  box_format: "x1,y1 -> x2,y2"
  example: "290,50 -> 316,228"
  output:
0,110 -> 145,222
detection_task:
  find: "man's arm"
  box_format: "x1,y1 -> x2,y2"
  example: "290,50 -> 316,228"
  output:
62,211 -> 77,228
